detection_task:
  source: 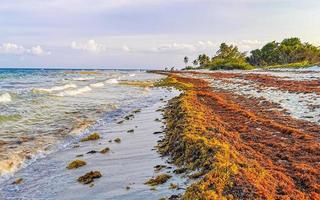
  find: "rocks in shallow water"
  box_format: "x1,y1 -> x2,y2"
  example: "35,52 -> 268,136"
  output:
100,147 -> 110,154
67,160 -> 86,169
114,138 -> 121,143
145,174 -> 172,186
76,154 -> 84,157
153,131 -> 163,135
77,171 -> 102,184
154,118 -> 161,122
87,150 -> 98,154
12,178 -> 23,185
80,132 -> 101,142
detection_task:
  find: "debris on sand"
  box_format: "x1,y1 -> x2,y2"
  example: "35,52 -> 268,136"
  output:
154,165 -> 166,172
86,150 -> 98,154
12,178 -> 23,185
145,174 -> 172,186
114,138 -> 121,143
132,109 -> 141,113
127,129 -> 134,133
169,183 -> 178,190
67,160 -> 86,169
77,171 -> 102,184
80,132 -> 101,142
100,147 -> 110,154
173,168 -> 187,174
117,120 -> 124,124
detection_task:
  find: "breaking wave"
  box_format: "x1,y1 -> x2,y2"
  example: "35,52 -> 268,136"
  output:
56,86 -> 92,97
90,82 -> 105,88
33,84 -> 77,93
0,93 -> 12,103
105,78 -> 119,84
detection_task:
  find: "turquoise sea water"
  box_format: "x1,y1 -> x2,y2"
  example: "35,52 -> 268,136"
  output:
0,69 -> 162,179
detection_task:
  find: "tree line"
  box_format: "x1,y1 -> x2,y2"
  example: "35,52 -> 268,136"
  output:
183,38 -> 320,70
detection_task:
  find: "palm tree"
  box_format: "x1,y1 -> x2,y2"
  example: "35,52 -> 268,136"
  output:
184,56 -> 189,66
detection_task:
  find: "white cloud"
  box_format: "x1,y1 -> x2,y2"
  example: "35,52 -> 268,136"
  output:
233,40 -> 266,51
152,40 -> 214,53
122,45 -> 131,52
0,43 -> 50,56
71,40 -> 106,53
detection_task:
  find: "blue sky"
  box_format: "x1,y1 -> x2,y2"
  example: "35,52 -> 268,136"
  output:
0,0 -> 319,69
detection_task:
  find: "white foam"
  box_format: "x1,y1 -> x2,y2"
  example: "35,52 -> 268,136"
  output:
72,77 -> 95,81
33,84 -> 77,93
129,73 -> 136,77
90,82 -> 104,88
0,93 -> 12,103
105,78 -> 119,84
56,86 -> 92,96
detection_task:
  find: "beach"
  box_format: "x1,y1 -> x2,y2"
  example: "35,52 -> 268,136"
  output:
0,68 -> 319,199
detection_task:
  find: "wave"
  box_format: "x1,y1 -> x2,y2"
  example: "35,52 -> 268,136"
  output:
129,73 -> 136,77
105,78 -> 119,84
33,84 -> 77,93
0,93 -> 12,103
72,77 -> 95,81
90,82 -> 104,88
56,86 -> 92,97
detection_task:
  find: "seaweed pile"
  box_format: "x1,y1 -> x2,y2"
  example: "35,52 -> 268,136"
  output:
157,73 -> 320,199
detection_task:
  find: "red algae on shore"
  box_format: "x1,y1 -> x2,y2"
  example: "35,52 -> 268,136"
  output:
156,72 -> 320,200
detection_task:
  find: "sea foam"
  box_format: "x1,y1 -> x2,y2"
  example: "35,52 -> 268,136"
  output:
56,86 -> 92,96
0,93 -> 12,103
33,84 -> 77,93
90,82 -> 104,88
105,79 -> 119,84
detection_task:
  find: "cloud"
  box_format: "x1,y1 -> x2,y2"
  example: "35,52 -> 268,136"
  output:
0,43 -> 50,55
71,40 -> 106,53
232,40 -> 266,51
152,41 -> 214,53
122,45 -> 131,52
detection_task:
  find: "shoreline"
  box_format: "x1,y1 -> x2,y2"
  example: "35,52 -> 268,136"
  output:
155,71 -> 320,199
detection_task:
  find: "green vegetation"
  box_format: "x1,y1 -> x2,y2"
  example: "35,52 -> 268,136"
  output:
248,38 -> 320,67
184,37 -> 320,70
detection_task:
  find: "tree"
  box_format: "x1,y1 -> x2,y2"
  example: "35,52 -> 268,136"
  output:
197,54 -> 210,67
192,59 -> 199,67
184,56 -> 189,66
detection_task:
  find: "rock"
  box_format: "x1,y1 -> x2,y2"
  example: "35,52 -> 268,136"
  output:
117,120 -> 124,124
77,171 -> 102,184
67,160 -> 86,169
76,154 -> 84,157
153,131 -> 163,135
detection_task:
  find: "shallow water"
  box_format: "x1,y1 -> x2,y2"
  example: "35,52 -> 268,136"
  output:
0,69 -> 164,179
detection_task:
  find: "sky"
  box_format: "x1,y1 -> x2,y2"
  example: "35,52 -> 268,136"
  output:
0,0 -> 319,69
